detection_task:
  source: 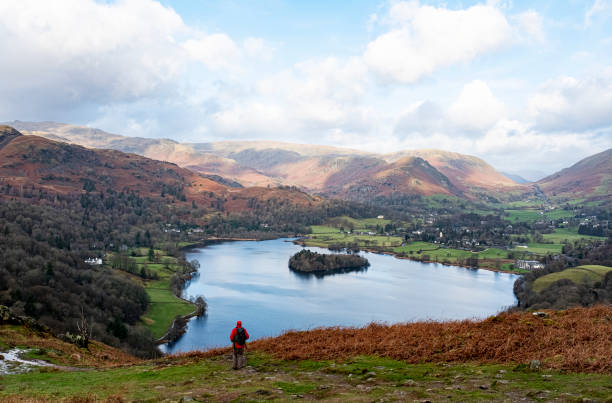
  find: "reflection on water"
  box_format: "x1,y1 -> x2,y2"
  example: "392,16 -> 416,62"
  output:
163,239 -> 518,353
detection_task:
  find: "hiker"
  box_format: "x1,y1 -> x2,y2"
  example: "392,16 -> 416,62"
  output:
230,320 -> 250,369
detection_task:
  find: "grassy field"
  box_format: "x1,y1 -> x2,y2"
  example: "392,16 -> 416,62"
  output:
542,227 -> 606,243
511,242 -> 564,255
510,227 -> 605,257
303,233 -> 517,270
504,209 -> 575,223
141,280 -> 194,339
533,265 -> 612,293
3,306 -> 612,401
307,218 -> 605,271
3,307 -> 612,401
310,225 -> 342,234
107,248 -> 195,339
325,216 -> 392,231
305,232 -> 404,248
2,353 -> 611,402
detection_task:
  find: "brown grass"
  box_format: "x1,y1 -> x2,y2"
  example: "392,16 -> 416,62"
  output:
245,306 -> 612,373
0,325 -> 141,368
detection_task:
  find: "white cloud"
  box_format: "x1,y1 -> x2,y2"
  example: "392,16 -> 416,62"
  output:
515,10 -> 545,42
183,34 -> 242,72
585,0 -> 611,26
0,0 -> 259,118
243,37 -> 275,60
0,0 -> 187,112
395,101 -> 446,134
212,57 -> 373,138
474,119 -> 611,176
395,80 -> 505,135
449,80 -> 506,132
528,69 -> 612,132
364,2 -> 512,83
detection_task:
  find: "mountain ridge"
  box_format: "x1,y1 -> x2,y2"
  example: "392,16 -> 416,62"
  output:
5,121 -> 528,201
537,148 -> 612,200
0,127 -> 322,213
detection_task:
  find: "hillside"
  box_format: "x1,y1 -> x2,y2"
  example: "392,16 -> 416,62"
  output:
325,156 -> 462,201
0,127 -> 332,359
533,265 -> 612,293
386,149 -> 520,193
0,313 -> 140,371
501,171 -> 530,184
0,127 -> 321,213
0,128 -> 224,204
537,148 -> 612,200
6,121 -> 526,201
2,306 -> 611,401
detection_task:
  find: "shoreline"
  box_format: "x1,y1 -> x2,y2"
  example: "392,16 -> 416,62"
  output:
292,239 -> 521,275
160,236 -> 520,352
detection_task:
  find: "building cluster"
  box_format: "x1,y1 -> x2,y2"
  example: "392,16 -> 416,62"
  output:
514,259 -> 544,271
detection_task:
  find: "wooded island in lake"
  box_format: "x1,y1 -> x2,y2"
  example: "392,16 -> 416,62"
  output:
289,249 -> 370,273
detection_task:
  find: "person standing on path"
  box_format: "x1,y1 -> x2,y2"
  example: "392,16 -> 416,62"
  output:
230,320 -> 250,369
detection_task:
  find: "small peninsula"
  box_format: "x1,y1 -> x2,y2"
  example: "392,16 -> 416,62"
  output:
289,249 -> 370,274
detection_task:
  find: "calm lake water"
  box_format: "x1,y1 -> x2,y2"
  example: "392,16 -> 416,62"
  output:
163,239 -> 518,353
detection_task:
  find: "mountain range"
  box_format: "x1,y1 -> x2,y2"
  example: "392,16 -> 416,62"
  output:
0,125 -> 320,213
4,121 -> 611,203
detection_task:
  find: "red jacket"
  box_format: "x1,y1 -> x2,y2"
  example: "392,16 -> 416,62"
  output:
230,326 -> 250,348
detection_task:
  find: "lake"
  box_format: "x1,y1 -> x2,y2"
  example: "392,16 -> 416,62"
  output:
163,239 -> 518,353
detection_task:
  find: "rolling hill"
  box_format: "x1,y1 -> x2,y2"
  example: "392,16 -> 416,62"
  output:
537,148 -> 612,200
532,265 -> 612,293
6,121 -> 528,201
0,126 -> 321,212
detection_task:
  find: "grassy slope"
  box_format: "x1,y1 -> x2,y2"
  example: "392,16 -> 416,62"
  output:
3,353 -> 612,402
533,265 -> 612,293
0,324 -> 140,369
2,306 -> 612,401
108,247 -> 195,339
504,209 -> 576,223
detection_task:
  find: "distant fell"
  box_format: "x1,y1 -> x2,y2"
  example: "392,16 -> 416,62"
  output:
0,126 -> 321,212
5,121 -> 529,201
537,148 -> 612,200
501,172 -> 530,184
0,125 -> 22,150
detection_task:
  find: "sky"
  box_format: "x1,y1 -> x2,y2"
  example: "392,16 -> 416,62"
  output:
1,0 -> 611,180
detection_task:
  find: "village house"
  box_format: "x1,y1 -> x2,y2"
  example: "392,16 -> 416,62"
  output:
84,257 -> 103,265
515,259 -> 544,270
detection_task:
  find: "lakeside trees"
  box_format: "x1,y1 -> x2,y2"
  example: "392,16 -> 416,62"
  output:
513,240 -> 612,309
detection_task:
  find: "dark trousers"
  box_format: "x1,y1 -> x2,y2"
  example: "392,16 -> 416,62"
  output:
232,347 -> 246,369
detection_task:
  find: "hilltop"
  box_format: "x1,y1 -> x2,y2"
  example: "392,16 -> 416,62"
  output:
537,148 -> 612,202
6,121 -> 529,202
1,306 -> 611,401
0,127 -> 322,213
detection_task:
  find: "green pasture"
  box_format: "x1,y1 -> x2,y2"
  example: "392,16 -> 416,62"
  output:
3,353 -> 612,402
504,209 -> 575,223
108,247 -> 196,339
306,232 -> 403,248
533,265 -> 612,293
511,243 -> 563,255
542,228 -> 605,243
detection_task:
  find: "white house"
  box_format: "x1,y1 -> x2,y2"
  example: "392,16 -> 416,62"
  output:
515,260 -> 544,270
84,258 -> 103,265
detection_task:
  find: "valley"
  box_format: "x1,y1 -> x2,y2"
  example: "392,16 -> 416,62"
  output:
0,123 -> 610,401
3,2 -> 612,400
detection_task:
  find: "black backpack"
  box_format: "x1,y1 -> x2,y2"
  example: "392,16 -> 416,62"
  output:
235,327 -> 246,345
